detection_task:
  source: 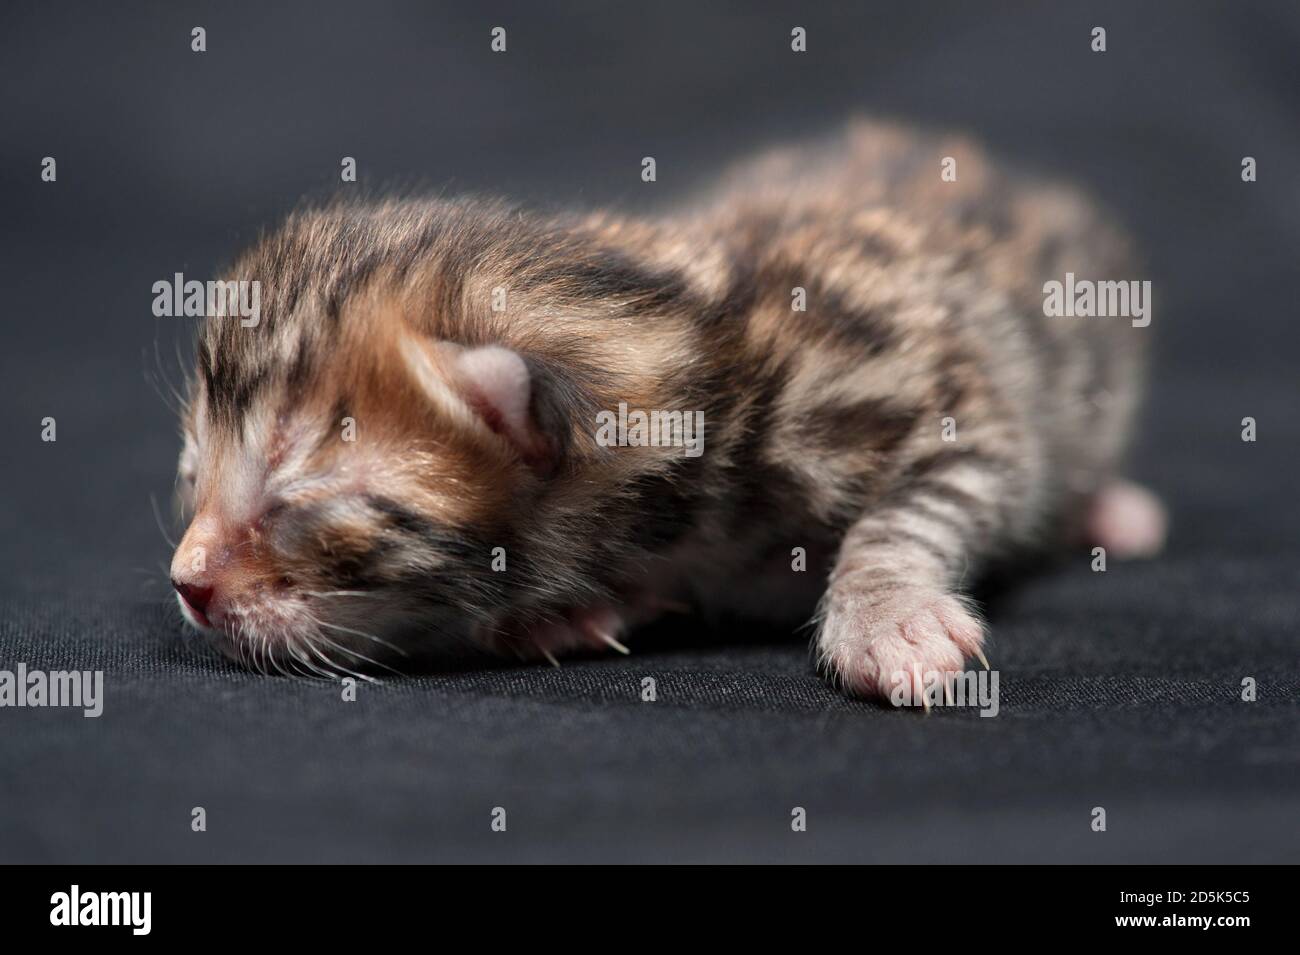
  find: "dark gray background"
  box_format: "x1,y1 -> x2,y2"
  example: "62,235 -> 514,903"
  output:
1,1 -> 1297,862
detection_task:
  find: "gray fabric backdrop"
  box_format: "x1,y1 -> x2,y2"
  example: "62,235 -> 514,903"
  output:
1,1 -> 1297,862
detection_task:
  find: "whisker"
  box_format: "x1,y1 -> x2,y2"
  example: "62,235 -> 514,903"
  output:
153,336 -> 188,413
309,615 -> 409,658
287,636 -> 331,679
297,614 -> 402,675
274,641 -> 296,677
150,493 -> 178,550
310,628 -> 403,676
299,632 -> 380,683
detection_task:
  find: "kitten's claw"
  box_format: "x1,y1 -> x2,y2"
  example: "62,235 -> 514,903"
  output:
596,630 -> 632,654
487,604 -> 636,664
486,588 -> 681,665
581,618 -> 631,654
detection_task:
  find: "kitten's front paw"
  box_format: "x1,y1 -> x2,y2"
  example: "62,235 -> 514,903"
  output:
483,590 -> 688,665
818,586 -> 986,705
481,605 -> 633,665
529,605 -> 633,664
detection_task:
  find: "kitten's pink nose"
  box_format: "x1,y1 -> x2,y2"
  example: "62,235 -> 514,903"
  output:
173,580 -> 214,618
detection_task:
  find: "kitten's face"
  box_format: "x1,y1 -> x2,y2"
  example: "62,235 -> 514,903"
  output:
167,200 -> 663,673
169,312 -> 532,675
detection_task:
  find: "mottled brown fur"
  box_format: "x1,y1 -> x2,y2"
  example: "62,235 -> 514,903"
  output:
173,119 -> 1150,697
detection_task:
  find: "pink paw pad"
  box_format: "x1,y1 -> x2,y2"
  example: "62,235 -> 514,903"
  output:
1087,479 -> 1166,559
820,588 -> 986,705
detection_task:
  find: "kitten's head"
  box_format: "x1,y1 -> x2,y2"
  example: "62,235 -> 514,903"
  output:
170,200 -> 695,674
169,208 -> 582,675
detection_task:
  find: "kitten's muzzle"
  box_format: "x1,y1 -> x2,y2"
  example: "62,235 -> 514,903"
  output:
173,580 -> 215,627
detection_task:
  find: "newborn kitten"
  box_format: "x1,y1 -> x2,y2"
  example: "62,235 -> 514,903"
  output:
170,119 -> 1165,701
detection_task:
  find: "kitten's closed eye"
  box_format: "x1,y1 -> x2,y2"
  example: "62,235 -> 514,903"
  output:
257,501 -> 289,526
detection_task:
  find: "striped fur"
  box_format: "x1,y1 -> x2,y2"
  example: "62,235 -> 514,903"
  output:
171,119 -> 1153,697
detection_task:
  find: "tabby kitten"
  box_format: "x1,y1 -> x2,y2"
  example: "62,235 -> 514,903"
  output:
170,120 -> 1164,701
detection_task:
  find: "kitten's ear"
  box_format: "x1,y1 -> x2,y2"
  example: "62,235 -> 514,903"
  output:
452,345 -> 558,471
405,339 -> 561,475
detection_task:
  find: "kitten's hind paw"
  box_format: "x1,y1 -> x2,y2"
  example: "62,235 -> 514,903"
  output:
1087,478 -> 1166,559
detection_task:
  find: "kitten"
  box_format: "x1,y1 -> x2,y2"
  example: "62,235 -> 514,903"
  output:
170,119 -> 1165,701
